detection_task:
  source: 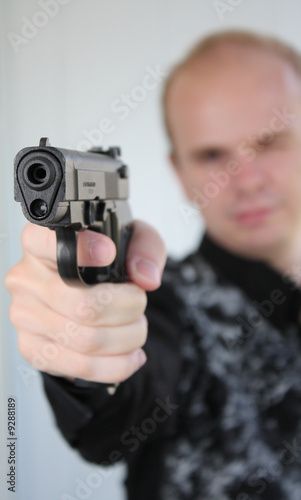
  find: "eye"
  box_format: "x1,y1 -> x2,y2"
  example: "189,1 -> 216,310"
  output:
256,132 -> 292,151
192,148 -> 227,165
257,135 -> 275,148
202,149 -> 223,162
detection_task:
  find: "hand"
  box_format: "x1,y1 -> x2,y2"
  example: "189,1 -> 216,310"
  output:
5,221 -> 166,383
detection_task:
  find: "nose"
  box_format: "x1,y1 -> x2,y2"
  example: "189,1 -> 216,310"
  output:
233,156 -> 267,194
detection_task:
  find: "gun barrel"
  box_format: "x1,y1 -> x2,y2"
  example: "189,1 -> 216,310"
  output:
26,162 -> 49,185
14,139 -> 129,226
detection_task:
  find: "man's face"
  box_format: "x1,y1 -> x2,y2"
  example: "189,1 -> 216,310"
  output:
168,48 -> 301,261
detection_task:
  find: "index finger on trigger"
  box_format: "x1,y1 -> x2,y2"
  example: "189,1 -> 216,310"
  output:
22,223 -> 116,269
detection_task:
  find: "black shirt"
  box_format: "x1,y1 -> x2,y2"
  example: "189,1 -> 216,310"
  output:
201,234 -> 301,330
42,234 -> 301,499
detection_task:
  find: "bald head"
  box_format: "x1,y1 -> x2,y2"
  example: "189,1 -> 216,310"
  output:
163,31 -> 301,148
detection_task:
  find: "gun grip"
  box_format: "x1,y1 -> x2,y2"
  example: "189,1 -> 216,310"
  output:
55,225 -> 131,286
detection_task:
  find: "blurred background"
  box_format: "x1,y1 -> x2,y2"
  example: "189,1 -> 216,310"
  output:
1,1 -> 301,498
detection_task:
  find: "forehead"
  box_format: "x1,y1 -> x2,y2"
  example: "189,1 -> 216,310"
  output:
167,48 -> 301,146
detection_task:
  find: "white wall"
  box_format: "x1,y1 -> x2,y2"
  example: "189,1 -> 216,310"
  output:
1,1 -> 301,499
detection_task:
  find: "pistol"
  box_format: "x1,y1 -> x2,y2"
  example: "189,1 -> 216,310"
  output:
14,137 -> 132,286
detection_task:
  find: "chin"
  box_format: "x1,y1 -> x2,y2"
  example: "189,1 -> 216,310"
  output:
231,229 -> 289,260
213,220 -> 289,260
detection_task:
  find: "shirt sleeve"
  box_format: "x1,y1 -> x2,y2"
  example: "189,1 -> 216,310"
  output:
41,276 -> 183,465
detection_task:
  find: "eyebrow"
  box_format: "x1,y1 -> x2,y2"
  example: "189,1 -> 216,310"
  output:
188,145 -> 230,162
253,129 -> 294,145
189,129 -> 295,160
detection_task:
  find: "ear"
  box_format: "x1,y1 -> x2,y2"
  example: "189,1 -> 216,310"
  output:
169,151 -> 192,201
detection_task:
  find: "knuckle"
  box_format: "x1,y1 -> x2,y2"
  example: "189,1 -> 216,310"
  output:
5,264 -> 22,292
5,259 -> 34,295
4,269 -> 13,291
72,327 -> 102,354
8,300 -> 30,329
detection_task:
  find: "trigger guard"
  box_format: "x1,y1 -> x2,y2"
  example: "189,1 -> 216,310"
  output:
55,227 -> 110,286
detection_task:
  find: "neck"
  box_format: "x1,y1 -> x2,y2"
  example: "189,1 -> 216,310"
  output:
264,233 -> 301,287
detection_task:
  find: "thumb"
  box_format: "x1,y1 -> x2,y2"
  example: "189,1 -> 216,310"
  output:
126,220 -> 166,291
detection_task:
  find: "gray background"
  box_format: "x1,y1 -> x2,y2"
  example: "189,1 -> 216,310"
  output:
1,1 -> 301,499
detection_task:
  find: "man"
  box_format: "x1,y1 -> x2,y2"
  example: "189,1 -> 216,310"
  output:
6,31 -> 301,499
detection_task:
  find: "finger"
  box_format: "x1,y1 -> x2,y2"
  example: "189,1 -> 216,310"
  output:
18,331 -> 147,383
126,220 -> 166,291
9,266 -> 147,328
53,317 -> 148,356
11,293 -> 148,356
22,223 -> 116,269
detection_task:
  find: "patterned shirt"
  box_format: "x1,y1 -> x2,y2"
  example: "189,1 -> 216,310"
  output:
42,234 -> 301,499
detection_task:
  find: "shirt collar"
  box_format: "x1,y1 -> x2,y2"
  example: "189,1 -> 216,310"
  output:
199,233 -> 301,330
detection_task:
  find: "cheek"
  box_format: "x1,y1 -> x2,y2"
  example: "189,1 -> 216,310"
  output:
266,151 -> 301,197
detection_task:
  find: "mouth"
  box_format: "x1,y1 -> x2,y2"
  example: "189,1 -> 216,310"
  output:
234,207 -> 274,225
